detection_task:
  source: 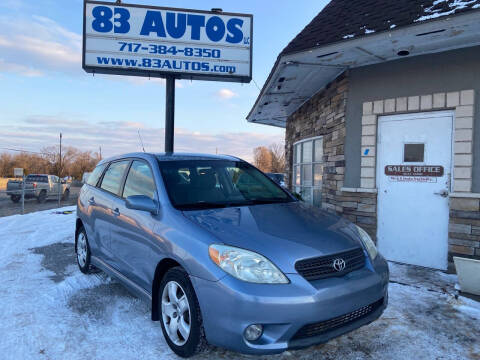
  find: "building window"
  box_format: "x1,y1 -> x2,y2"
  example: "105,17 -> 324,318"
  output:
293,137 -> 324,206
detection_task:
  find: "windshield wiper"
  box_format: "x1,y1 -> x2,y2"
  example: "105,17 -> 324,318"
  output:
247,198 -> 291,205
178,202 -> 229,210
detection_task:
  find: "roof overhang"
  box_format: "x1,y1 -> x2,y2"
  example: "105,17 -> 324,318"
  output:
247,11 -> 480,128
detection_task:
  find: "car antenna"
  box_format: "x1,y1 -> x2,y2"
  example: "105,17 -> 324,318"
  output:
138,129 -> 146,152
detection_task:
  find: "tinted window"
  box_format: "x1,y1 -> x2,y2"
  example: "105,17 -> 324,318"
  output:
123,161 -> 156,199
100,161 -> 130,195
159,160 -> 293,210
86,163 -> 107,186
26,175 -> 48,183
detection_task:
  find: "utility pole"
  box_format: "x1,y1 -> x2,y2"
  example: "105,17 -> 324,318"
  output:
99,146 -> 102,160
58,133 -> 62,207
165,75 -> 175,153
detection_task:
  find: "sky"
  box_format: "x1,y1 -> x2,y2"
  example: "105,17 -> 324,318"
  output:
0,0 -> 329,161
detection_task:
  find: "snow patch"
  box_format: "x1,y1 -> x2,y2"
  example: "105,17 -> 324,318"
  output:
343,34 -> 355,39
415,0 -> 479,22
0,209 -> 479,359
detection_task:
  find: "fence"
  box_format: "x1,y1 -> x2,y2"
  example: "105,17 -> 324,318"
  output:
0,178 -> 81,217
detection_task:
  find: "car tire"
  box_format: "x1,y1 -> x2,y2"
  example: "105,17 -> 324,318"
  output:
10,195 -> 20,203
76,227 -> 92,274
62,189 -> 70,201
37,190 -> 47,203
158,267 -> 209,358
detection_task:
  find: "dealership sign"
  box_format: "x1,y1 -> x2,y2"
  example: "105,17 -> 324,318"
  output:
83,1 -> 253,82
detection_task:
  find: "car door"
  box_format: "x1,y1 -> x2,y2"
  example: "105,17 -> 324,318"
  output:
109,159 -> 159,291
80,163 -> 108,256
94,160 -> 131,266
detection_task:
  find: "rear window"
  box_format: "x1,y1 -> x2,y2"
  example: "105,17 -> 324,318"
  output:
100,161 -> 130,195
26,175 -> 48,183
86,163 -> 107,187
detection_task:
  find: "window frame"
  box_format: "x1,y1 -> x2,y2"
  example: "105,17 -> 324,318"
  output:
86,163 -> 108,188
293,136 -> 324,206
121,159 -> 158,200
98,159 -> 132,198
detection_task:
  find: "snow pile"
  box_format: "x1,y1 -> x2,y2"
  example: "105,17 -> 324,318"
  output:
0,208 -> 479,359
415,0 -> 480,22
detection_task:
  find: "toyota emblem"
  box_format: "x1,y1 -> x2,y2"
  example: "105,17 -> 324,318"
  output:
333,258 -> 346,272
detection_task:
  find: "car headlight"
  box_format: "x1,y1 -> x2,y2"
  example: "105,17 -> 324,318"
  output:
355,225 -> 378,260
209,244 -> 289,284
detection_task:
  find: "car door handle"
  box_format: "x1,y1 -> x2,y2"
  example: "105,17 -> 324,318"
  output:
112,208 -> 120,216
88,197 -> 95,205
434,190 -> 449,198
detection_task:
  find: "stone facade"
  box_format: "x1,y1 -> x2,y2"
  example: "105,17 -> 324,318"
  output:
449,196 -> 480,260
285,72 -> 378,240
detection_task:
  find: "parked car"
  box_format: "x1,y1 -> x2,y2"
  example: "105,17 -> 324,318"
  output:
7,174 -> 70,203
75,153 -> 389,357
266,172 -> 286,187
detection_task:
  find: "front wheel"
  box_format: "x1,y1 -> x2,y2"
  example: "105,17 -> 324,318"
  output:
159,267 -> 208,358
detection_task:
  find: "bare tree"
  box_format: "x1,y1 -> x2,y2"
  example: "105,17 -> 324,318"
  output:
253,143 -> 285,173
253,146 -> 273,172
269,143 -> 285,173
0,147 -> 100,179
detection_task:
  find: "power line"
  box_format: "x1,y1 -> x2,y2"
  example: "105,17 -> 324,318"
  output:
252,78 -> 262,92
0,147 -> 45,155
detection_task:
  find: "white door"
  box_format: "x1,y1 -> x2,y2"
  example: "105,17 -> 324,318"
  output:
376,111 -> 453,270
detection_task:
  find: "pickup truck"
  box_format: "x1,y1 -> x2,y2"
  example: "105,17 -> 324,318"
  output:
6,174 -> 70,203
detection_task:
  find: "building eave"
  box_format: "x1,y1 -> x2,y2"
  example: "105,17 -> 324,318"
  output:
247,10 -> 480,128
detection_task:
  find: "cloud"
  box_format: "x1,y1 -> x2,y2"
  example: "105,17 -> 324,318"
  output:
0,115 -> 284,162
0,14 -> 82,76
0,59 -> 44,77
215,88 -> 238,100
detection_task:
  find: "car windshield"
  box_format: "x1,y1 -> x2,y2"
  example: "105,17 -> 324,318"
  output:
159,160 -> 294,210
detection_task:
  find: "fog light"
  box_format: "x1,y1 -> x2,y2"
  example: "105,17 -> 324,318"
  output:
244,324 -> 263,341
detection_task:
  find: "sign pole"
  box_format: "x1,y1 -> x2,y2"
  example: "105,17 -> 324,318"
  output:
165,75 -> 175,153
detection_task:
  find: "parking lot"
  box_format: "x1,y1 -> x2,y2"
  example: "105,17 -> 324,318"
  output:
0,207 -> 479,360
0,186 -> 80,217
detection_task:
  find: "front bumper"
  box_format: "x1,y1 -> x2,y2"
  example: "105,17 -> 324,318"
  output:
190,255 -> 389,355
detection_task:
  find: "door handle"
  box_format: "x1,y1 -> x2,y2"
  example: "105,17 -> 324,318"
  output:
88,197 -> 95,205
434,190 -> 449,198
112,208 -> 120,216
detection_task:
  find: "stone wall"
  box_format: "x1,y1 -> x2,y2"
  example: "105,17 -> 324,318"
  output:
339,189 -> 377,240
285,72 -> 348,191
449,196 -> 480,261
285,71 -> 378,240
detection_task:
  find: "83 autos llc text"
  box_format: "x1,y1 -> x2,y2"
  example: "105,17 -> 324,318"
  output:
83,1 -> 253,81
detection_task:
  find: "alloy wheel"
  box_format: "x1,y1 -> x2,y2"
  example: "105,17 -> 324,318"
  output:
161,281 -> 191,346
77,232 -> 87,268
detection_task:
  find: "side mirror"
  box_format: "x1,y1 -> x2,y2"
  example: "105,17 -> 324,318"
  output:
125,195 -> 159,215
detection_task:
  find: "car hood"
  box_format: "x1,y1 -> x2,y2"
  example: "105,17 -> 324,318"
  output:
182,201 -> 364,274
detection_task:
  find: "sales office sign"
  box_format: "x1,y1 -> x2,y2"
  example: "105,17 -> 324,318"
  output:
83,1 -> 252,82
385,165 -> 444,183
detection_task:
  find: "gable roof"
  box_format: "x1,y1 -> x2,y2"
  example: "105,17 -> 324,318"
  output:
282,0 -> 480,55
247,0 -> 480,127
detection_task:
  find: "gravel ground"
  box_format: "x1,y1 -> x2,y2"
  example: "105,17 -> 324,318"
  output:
0,186 -> 80,217
0,207 -> 479,360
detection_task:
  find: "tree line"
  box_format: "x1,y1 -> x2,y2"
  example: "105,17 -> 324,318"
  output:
253,143 -> 285,173
0,147 -> 101,180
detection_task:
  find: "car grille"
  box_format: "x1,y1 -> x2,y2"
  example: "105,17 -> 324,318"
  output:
295,247 -> 365,281
292,298 -> 384,340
